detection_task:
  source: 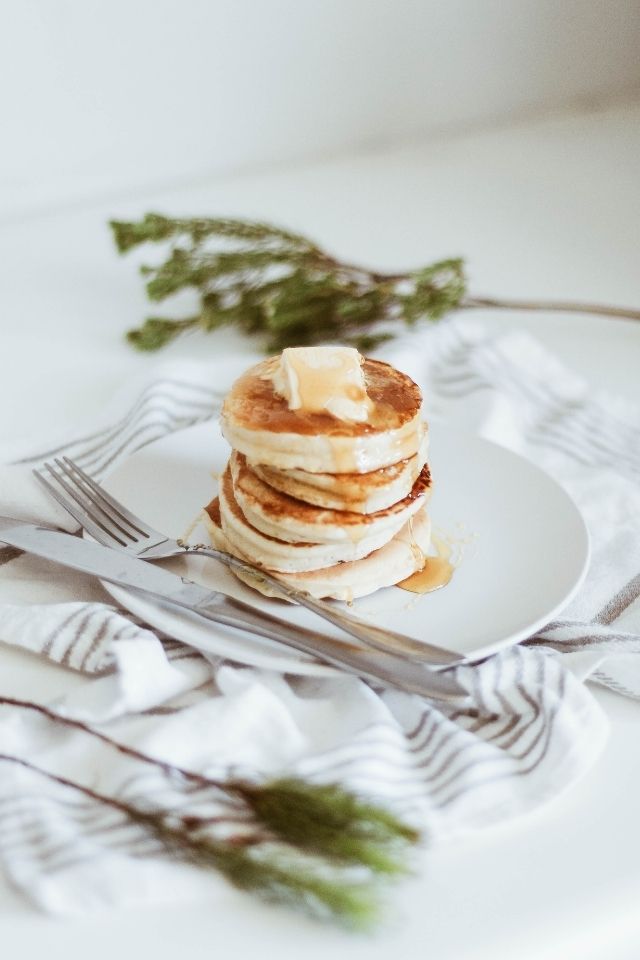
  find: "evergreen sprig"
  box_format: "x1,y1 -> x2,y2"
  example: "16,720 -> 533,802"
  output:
110,213 -> 466,352
111,213 -> 640,352
0,696 -> 420,929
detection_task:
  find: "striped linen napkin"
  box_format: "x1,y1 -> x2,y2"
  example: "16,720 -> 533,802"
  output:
1,318 -> 639,916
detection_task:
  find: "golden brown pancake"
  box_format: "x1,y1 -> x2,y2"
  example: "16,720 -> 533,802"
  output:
217,466 -> 404,572
249,426 -> 429,514
220,356 -> 423,473
203,497 -> 432,601
230,451 -> 431,545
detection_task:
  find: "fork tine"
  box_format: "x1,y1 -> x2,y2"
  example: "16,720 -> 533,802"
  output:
61,457 -> 151,539
34,468 -> 128,548
52,458 -> 147,543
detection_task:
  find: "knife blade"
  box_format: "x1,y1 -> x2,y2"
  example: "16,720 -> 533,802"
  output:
0,517 -> 467,702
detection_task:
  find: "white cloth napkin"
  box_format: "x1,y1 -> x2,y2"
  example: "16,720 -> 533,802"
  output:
1,319 -> 639,917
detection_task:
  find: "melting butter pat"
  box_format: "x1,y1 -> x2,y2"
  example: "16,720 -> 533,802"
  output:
269,346 -> 372,422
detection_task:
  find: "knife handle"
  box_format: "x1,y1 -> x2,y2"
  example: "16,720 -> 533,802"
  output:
164,588 -> 467,702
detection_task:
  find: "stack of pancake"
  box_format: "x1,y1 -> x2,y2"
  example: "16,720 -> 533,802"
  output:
203,352 -> 432,600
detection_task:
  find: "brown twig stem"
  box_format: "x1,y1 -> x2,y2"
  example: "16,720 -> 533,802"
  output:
462,296 -> 640,322
0,696 -> 228,791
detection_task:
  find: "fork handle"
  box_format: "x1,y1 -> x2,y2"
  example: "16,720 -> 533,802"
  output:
188,546 -> 465,667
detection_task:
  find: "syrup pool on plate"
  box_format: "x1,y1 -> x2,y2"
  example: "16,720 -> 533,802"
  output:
396,530 -> 466,595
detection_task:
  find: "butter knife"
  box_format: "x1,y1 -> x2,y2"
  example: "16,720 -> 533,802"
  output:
0,518 -> 467,701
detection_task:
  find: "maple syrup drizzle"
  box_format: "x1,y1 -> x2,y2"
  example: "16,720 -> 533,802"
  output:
396,556 -> 454,594
396,529 -> 455,594
180,512 -> 205,546
329,438 -> 359,473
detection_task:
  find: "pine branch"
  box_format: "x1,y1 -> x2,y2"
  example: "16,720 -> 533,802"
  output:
0,751 -> 383,928
110,214 -> 467,351
110,213 -> 640,353
0,697 -> 421,927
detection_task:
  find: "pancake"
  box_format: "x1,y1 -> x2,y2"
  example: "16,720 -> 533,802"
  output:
217,466 -> 402,572
230,451 -> 431,545
204,498 -> 432,601
220,356 -> 423,474
249,425 -> 429,514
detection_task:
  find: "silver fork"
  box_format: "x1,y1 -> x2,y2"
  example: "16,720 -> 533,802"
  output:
34,456 -> 465,668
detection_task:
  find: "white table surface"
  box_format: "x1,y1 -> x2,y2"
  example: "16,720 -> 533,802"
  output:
1,100 -> 640,960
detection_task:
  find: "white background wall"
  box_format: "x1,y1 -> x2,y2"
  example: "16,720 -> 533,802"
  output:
2,0 -> 640,219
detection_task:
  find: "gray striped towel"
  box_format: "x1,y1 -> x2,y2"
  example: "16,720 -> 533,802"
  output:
0,321 -> 639,916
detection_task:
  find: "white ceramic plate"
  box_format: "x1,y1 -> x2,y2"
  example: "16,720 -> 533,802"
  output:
101,420 -> 589,675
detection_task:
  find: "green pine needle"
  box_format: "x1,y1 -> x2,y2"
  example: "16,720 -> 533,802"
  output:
239,779 -> 420,876
126,316 -> 199,350
137,808 -> 384,930
111,213 -> 317,254
110,213 -> 467,352
201,843 -> 383,930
